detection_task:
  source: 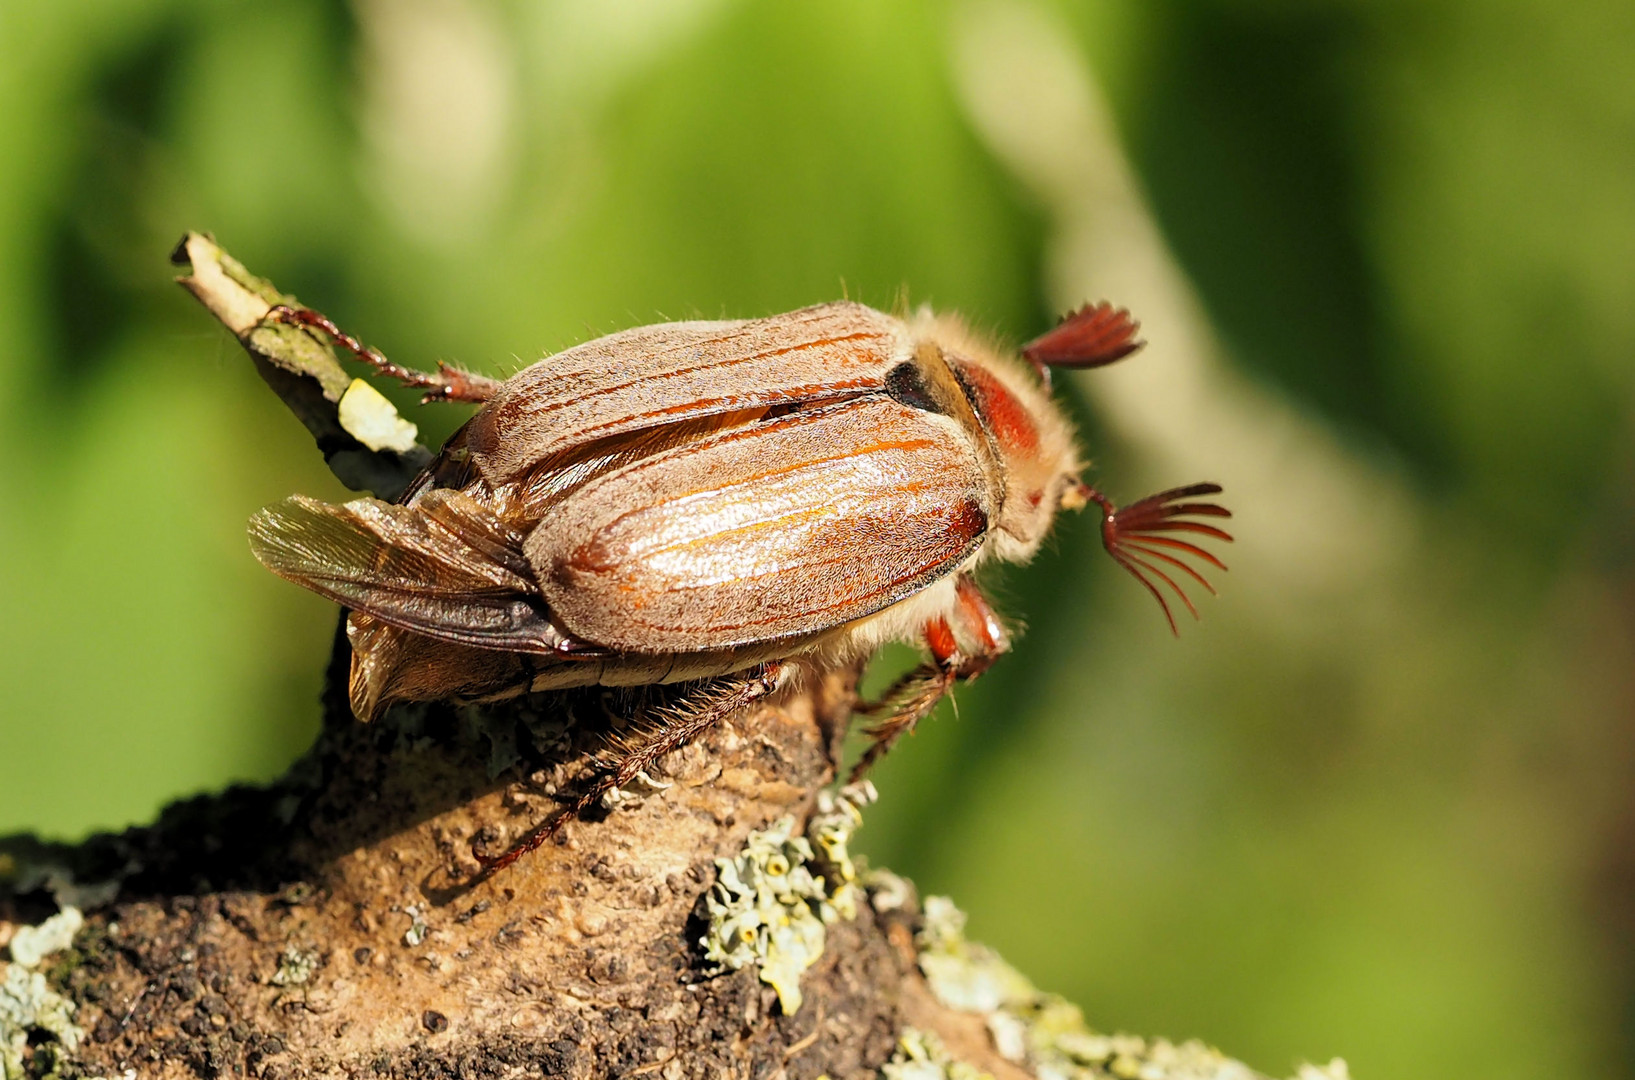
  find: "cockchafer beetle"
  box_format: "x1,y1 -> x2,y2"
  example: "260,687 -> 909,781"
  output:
248,299 -> 1231,876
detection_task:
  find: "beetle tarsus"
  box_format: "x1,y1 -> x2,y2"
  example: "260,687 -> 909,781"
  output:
467,661 -> 788,885
1086,482 -> 1233,634
265,304 -> 502,404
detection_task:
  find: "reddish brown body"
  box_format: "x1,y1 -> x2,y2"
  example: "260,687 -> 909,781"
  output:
250,299 -> 1230,874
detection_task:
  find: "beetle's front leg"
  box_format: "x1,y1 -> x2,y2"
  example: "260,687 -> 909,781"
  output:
266,304 -> 503,403
849,576 -> 1010,781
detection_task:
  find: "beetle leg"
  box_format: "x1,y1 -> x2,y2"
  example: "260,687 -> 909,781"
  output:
265,304 -> 503,404
467,661 -> 789,884
849,662 -> 955,782
949,574 -> 1010,675
849,577 -> 1010,781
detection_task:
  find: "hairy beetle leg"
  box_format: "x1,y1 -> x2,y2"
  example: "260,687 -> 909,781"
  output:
850,576 -> 1009,782
467,661 -> 789,884
266,304 -> 503,404
850,665 -> 955,782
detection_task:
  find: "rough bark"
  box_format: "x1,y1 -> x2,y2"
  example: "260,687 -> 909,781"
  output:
0,235 -> 1342,1080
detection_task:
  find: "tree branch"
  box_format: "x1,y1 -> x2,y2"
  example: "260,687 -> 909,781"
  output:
0,235 -> 1347,1080
169,232 -> 431,499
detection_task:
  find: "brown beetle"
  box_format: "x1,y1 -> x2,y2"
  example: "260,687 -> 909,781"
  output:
249,300 -> 1230,874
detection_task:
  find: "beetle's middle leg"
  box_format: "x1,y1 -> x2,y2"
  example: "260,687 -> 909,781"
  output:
468,661 -> 790,884
265,304 -> 503,403
849,576 -> 1009,781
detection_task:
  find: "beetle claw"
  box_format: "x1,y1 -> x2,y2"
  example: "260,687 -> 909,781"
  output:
1085,483 -> 1232,634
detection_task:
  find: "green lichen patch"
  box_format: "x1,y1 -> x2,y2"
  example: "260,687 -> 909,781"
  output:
880,1027 -> 993,1080
916,897 -> 1350,1080
402,905 -> 429,948
271,946 -> 319,987
700,783 -> 876,1014
0,964 -> 84,1079
601,770 -> 671,812
916,897 -> 1033,1016
700,817 -> 826,1014
807,782 -> 875,922
8,909 -> 82,971
1,904 -> 89,1079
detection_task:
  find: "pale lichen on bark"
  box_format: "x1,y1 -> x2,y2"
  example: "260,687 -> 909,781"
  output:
0,235 -> 1346,1080
168,232 -> 431,499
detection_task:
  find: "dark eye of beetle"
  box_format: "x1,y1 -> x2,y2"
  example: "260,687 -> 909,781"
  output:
884,362 -> 942,413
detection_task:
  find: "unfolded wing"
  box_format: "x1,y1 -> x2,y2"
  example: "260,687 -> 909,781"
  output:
465,301 -> 909,481
248,490 -> 567,654
528,397 -> 998,652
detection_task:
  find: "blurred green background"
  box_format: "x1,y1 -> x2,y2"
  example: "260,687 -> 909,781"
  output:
3,0 -> 1634,1076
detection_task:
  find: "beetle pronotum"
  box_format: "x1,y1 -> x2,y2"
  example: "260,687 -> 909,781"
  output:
249,299 -> 1230,876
